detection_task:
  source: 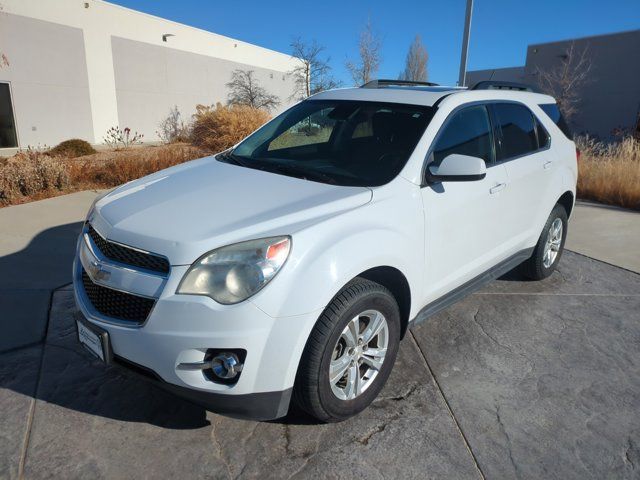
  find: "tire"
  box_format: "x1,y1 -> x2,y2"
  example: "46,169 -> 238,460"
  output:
521,203 -> 568,280
293,278 -> 401,422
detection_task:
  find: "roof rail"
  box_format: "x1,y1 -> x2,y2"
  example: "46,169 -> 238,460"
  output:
471,81 -> 539,92
361,79 -> 440,89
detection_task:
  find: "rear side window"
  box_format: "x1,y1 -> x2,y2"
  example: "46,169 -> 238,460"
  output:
539,103 -> 573,139
432,105 -> 493,167
492,103 -> 538,161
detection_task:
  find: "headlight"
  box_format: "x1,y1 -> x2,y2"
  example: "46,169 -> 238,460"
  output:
177,236 -> 291,305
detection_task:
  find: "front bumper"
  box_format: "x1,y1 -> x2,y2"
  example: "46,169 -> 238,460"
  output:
72,226 -> 320,420
112,351 -> 292,421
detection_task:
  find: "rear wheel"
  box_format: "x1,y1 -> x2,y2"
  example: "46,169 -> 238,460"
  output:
521,204 -> 568,280
294,278 -> 401,422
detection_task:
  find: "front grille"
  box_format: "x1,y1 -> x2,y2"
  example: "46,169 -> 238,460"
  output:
81,268 -> 155,324
87,224 -> 170,274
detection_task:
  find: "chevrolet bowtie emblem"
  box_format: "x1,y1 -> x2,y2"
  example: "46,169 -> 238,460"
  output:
89,260 -> 111,282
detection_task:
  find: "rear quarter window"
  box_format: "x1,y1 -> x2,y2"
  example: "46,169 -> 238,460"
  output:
539,104 -> 573,140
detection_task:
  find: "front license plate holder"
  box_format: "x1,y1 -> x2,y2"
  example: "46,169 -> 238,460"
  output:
76,316 -> 113,364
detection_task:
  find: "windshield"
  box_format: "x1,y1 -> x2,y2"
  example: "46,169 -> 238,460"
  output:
227,100 -> 435,187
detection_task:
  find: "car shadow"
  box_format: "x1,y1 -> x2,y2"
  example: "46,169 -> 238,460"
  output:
497,267 -> 530,282
0,223 -> 212,430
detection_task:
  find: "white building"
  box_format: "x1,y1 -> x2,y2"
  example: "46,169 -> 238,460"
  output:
0,0 -> 298,153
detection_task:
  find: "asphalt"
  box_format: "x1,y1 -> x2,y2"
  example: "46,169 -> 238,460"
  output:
1,192 -> 639,479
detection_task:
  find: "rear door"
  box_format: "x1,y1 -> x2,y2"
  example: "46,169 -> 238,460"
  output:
490,102 -> 553,250
420,104 -> 510,302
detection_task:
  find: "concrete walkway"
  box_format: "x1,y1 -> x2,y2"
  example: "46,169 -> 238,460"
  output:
0,191 -> 101,352
567,200 -> 640,273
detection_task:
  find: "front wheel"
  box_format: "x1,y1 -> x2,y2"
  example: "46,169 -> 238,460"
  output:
293,278 -> 401,422
521,204 -> 568,280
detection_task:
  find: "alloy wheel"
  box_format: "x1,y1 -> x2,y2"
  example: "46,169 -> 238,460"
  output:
543,217 -> 563,268
329,309 -> 389,401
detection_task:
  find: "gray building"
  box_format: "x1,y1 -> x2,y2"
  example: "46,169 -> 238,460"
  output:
467,29 -> 640,139
0,0 -> 298,153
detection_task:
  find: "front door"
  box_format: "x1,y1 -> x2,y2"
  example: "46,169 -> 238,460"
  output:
420,104 -> 510,303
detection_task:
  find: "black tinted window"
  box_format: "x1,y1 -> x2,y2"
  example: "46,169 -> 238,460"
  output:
493,103 -> 538,160
539,103 -> 573,139
536,118 -> 550,148
432,105 -> 493,167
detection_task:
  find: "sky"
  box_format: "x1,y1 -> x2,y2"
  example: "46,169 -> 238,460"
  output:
110,0 -> 640,87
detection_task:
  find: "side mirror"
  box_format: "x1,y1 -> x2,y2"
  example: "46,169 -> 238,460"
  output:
427,154 -> 487,182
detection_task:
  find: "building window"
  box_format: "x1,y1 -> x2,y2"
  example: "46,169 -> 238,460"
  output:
0,83 -> 18,148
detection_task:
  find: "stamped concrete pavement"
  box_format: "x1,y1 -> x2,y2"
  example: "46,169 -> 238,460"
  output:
5,287 -> 481,479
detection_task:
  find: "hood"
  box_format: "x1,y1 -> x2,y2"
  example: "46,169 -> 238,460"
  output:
91,156 -> 372,265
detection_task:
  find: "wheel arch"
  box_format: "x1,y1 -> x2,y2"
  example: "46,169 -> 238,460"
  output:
557,191 -> 575,217
357,266 -> 412,339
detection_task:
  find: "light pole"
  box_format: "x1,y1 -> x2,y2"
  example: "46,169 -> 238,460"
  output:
458,0 -> 474,87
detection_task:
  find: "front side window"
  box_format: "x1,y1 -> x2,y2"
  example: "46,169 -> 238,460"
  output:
431,105 -> 493,167
493,103 -> 538,161
231,100 -> 435,187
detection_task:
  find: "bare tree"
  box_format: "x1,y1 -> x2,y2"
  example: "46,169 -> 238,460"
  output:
535,43 -> 592,122
289,38 -> 340,100
226,69 -> 280,111
156,105 -> 190,144
399,35 -> 428,82
345,18 -> 382,86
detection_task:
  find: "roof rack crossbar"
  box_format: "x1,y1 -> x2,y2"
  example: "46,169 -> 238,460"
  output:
471,81 -> 539,92
361,79 -> 440,89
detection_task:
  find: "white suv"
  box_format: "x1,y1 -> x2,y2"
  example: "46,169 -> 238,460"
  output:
73,80 -> 577,422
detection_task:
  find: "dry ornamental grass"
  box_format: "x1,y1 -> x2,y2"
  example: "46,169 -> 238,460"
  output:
0,144 -> 206,206
0,151 -> 69,204
65,144 -> 207,190
1,104 -> 272,206
191,103 -> 270,153
576,136 -> 640,211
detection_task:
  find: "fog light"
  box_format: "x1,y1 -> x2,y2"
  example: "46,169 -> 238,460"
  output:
211,352 -> 243,379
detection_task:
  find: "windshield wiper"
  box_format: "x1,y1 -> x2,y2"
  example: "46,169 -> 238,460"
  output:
218,152 -> 338,185
270,164 -> 338,185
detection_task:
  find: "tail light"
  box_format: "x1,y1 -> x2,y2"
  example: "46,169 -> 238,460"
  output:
576,147 -> 581,163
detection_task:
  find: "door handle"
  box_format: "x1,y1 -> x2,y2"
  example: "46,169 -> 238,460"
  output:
543,160 -> 553,170
489,183 -> 506,194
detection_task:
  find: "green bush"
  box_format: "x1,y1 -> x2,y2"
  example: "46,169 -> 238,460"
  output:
49,139 -> 96,158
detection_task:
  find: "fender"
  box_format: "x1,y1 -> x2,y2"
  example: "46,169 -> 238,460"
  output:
250,182 -> 425,320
